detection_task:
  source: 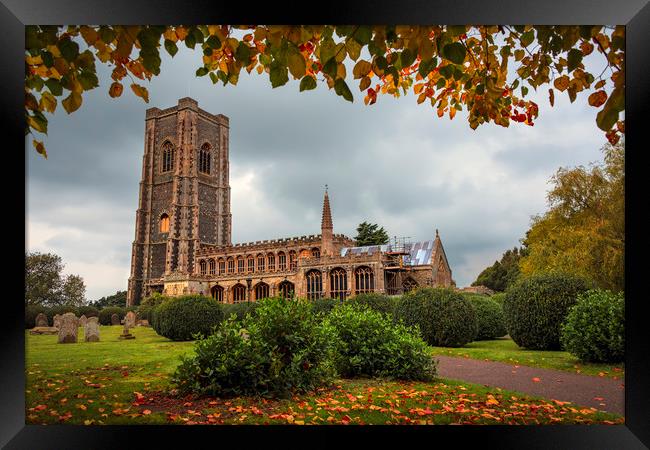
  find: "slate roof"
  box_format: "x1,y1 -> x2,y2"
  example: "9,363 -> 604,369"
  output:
340,240 -> 435,266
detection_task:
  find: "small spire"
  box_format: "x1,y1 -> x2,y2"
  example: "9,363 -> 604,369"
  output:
435,228 -> 439,237
321,187 -> 333,230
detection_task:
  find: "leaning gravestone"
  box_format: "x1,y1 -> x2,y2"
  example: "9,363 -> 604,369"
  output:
124,311 -> 136,329
79,315 -> 88,328
57,312 -> 78,343
34,312 -> 48,328
53,314 -> 62,329
85,317 -> 100,342
111,313 -> 120,325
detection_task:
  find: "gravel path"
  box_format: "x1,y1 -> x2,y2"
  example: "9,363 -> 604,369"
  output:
436,355 -> 624,415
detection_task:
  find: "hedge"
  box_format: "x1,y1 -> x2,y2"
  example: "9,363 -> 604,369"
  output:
151,295 -> 224,341
98,306 -> 127,325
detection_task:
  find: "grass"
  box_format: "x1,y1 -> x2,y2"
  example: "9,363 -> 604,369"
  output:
430,337 -> 624,379
25,326 -> 623,425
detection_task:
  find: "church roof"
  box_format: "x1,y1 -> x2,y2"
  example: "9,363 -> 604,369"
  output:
340,240 -> 436,266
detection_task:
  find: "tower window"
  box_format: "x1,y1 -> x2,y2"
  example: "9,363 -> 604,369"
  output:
199,143 -> 211,174
160,213 -> 170,233
162,141 -> 175,173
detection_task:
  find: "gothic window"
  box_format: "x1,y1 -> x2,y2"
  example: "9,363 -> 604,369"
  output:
227,257 -> 235,274
278,281 -> 294,299
199,260 -> 207,275
355,266 -> 375,294
237,256 -> 245,273
199,143 -> 211,174
311,247 -> 320,258
267,253 -> 275,271
330,268 -> 348,300
278,252 -> 286,271
160,213 -> 170,233
289,250 -> 297,270
161,141 -> 175,173
403,277 -> 418,293
232,284 -> 247,303
306,270 -> 323,300
218,258 -> 225,275
247,256 -> 255,273
385,272 -> 399,296
208,259 -> 216,275
211,285 -> 224,302
257,254 -> 265,272
255,282 -> 269,300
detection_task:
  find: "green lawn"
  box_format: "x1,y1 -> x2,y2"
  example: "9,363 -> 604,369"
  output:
430,337 -> 624,379
25,326 -> 623,425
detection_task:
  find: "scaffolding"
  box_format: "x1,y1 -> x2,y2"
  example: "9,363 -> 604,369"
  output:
384,236 -> 412,295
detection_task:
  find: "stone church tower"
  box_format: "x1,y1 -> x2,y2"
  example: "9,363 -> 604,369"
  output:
127,98 -> 232,306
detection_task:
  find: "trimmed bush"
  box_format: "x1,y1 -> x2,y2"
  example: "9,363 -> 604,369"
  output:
465,295 -> 507,340
98,307 -> 127,325
45,305 -> 79,324
325,304 -> 436,380
172,297 -> 336,397
503,273 -> 591,350
347,293 -> 397,317
309,298 -> 341,318
395,287 -> 478,347
25,305 -> 48,328
77,305 -> 99,318
560,290 -> 624,363
221,302 -> 260,322
152,295 -> 224,341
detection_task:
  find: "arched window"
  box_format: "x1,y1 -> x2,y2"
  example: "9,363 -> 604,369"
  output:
257,254 -> 265,272
247,256 -> 255,273
306,270 -> 323,300
403,277 -> 418,293
159,213 -> 170,233
161,141 -> 175,173
237,256 -> 245,273
227,257 -> 235,274
311,247 -> 320,258
218,258 -> 225,275
211,285 -> 224,302
199,260 -> 207,275
267,253 -> 275,271
199,143 -> 211,174
232,284 -> 247,303
208,259 -> 216,275
255,282 -> 269,300
330,268 -> 348,300
355,266 -> 375,294
289,250 -> 297,270
278,252 -> 286,271
278,281 -> 294,299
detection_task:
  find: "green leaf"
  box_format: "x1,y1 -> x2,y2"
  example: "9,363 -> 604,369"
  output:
567,48 -> 583,72
374,55 -> 388,71
287,50 -> 306,79
418,57 -> 437,78
196,67 -> 209,77
399,49 -> 416,68
57,38 -> 79,63
205,34 -> 221,50
141,49 -> 161,75
442,42 -> 466,65
439,64 -> 454,79
334,79 -> 353,102
78,70 -> 99,90
322,58 -> 337,78
354,26 -> 372,45
137,27 -> 162,51
299,75 -> 317,92
164,39 -> 178,57
520,30 -> 535,47
209,72 -> 218,84
235,41 -> 251,63
436,78 -> 446,89
447,25 -> 466,37
521,86 -> 529,96
41,51 -> 54,68
44,78 -> 62,96
269,60 -> 289,88
185,32 -> 196,49
98,26 -> 116,44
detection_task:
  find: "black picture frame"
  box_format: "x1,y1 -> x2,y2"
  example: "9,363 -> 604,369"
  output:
6,0 -> 649,448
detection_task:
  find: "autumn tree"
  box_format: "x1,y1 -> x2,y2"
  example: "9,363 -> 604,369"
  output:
472,246 -> 526,292
25,251 -> 87,306
25,25 -> 624,158
519,141 -> 624,292
355,221 -> 390,246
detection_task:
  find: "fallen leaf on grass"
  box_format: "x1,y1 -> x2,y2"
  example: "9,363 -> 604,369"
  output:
532,377 -> 541,382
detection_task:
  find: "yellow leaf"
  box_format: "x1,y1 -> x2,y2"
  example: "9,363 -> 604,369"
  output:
287,52 -> 306,79
413,83 -> 424,94
256,65 -> 264,75
27,115 -> 46,133
359,76 -> 371,91
346,38 -> 361,61
417,92 -> 427,104
25,55 -> 43,66
334,43 -> 347,62
594,79 -> 606,89
130,84 -> 149,103
39,92 -> 57,113
163,28 -> 178,42
336,62 -> 346,80
33,140 -> 47,158
553,75 -> 570,91
352,60 -> 372,79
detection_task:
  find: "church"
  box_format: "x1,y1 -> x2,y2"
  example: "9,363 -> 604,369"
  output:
126,98 -> 454,306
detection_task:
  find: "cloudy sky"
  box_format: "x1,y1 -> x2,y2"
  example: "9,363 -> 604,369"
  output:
26,34 -> 611,301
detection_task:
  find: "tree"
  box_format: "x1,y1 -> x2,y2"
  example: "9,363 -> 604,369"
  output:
25,251 -> 87,306
519,141 -> 624,292
89,290 -> 127,308
25,25 -> 625,158
472,246 -> 526,292
355,221 -> 390,246
61,274 -> 86,306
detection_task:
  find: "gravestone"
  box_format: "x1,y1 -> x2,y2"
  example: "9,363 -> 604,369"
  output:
136,319 -> 150,327
79,315 -> 88,327
53,314 -> 62,329
35,312 -> 48,328
85,317 -> 100,342
29,327 -> 58,335
124,311 -> 136,329
57,312 -> 78,343
111,313 -> 120,325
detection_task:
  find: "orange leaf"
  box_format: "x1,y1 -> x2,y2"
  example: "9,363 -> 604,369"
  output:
130,84 -> 149,103
142,409 -> 152,415
588,90 -> 607,107
532,377 -> 541,382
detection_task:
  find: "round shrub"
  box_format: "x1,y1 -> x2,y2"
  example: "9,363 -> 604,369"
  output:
503,273 -> 591,350
348,293 -> 397,317
464,295 -> 507,340
394,288 -> 478,347
310,298 -> 341,318
152,295 -> 224,341
46,305 -> 79,324
77,305 -> 99,318
221,302 -> 260,322
325,304 -> 436,380
172,297 -> 336,398
25,305 -> 47,328
98,306 -> 126,325
560,290 -> 624,363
